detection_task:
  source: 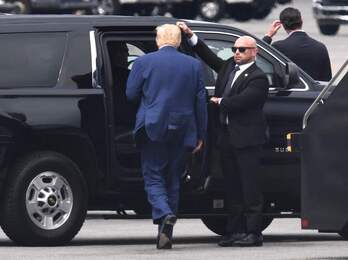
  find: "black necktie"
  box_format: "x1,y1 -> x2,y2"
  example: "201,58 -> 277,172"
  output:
222,65 -> 240,98
220,65 -> 240,125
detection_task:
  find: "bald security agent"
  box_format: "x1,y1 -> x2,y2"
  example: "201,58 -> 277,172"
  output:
178,21 -> 269,247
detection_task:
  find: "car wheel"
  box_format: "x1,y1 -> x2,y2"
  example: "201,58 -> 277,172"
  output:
318,22 -> 340,36
201,216 -> 227,235
201,216 -> 274,235
0,151 -> 87,246
10,0 -> 30,14
93,0 -> 120,15
260,217 -> 273,231
253,7 -> 272,20
198,0 -> 224,22
229,3 -> 253,22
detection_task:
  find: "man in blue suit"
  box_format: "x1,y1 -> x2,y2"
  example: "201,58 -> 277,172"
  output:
126,24 -> 207,249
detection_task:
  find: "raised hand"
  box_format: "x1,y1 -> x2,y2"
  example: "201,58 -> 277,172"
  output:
176,21 -> 194,38
266,20 -> 282,38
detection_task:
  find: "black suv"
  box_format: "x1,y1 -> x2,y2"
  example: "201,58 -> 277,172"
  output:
0,15 -> 325,246
313,0 -> 348,35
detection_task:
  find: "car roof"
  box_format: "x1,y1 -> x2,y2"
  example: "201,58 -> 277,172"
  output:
0,14 -> 242,33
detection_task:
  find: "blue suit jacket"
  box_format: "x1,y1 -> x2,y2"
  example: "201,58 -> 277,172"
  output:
126,46 -> 207,149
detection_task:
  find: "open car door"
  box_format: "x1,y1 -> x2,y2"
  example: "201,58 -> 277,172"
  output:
300,60 -> 348,238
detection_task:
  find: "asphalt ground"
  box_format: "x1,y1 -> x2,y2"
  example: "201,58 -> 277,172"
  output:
1,218 -> 347,260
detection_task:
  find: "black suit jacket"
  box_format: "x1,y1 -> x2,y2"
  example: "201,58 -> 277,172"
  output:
193,39 -> 269,148
263,31 -> 332,81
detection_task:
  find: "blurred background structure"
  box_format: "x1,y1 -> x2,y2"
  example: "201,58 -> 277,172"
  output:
0,0 -> 292,21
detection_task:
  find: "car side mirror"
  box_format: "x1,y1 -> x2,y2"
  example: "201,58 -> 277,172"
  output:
283,62 -> 300,89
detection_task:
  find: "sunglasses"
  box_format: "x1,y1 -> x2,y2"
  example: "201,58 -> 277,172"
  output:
231,46 -> 255,53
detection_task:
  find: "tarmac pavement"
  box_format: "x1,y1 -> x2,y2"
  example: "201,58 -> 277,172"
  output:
0,218 -> 347,260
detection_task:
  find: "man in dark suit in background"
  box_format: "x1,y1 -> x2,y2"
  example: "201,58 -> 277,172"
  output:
263,7 -> 332,81
178,22 -> 269,247
126,24 -> 207,250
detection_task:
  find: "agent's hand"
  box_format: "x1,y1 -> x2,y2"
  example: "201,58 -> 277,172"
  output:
176,21 -> 194,38
192,139 -> 204,154
265,20 -> 282,38
210,96 -> 221,105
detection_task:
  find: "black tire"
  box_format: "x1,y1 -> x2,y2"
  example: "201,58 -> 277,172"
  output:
261,217 -> 273,231
201,216 -> 227,235
197,0 -> 224,22
119,4 -> 137,16
137,5 -> 156,16
171,3 -> 196,19
1,151 -> 88,246
318,23 -> 340,36
253,7 -> 272,20
229,3 -> 253,22
201,216 -> 274,235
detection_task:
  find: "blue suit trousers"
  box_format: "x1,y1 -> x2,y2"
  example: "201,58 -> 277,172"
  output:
139,129 -> 188,224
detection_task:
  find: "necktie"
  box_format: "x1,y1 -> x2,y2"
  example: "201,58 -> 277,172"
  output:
220,65 -> 240,125
222,65 -> 240,98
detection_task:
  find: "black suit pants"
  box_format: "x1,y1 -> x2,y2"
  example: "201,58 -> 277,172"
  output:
219,128 -> 263,234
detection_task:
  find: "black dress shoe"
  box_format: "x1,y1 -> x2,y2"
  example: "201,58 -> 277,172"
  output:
156,214 -> 177,249
233,233 -> 263,247
218,233 -> 247,247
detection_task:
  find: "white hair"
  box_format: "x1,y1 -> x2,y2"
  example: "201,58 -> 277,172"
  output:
156,24 -> 181,48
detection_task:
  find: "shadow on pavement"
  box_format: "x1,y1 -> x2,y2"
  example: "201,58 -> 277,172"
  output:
0,233 -> 343,247
68,233 -> 343,247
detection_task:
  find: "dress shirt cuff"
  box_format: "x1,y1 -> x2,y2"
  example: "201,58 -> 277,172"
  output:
218,98 -> 222,105
263,35 -> 272,44
188,33 -> 198,46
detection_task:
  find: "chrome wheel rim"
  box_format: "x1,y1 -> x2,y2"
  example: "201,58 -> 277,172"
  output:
12,1 -> 27,14
201,1 -> 219,19
96,0 -> 114,15
25,172 -> 73,230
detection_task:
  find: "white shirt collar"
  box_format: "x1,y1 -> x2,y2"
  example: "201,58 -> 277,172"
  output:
159,44 -> 176,49
236,61 -> 254,72
287,29 -> 305,37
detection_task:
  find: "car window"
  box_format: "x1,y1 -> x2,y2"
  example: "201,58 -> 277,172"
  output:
126,43 -> 145,70
208,40 -> 233,61
0,32 -> 66,88
203,39 -> 276,87
59,33 -> 92,89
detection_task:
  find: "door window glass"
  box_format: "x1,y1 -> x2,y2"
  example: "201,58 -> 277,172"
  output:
126,43 -> 146,70
0,32 -> 66,88
60,33 -> 92,89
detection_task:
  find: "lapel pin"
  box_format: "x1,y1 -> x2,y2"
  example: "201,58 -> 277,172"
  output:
244,73 -> 248,77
